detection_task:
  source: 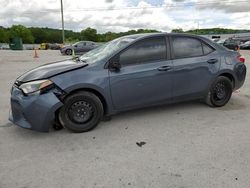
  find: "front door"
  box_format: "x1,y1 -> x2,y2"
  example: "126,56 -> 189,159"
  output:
109,36 -> 173,110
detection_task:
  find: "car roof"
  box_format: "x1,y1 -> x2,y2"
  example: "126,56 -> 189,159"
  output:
121,32 -> 224,51
122,32 -> 209,40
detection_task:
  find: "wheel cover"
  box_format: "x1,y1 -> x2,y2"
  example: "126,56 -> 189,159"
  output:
213,81 -> 227,101
68,101 -> 93,124
66,50 -> 71,55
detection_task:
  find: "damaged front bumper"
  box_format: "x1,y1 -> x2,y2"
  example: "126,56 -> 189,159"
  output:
9,86 -> 63,132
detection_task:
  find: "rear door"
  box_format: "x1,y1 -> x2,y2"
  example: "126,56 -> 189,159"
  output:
170,36 -> 221,100
109,36 -> 173,110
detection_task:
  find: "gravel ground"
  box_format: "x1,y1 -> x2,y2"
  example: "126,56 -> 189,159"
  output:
0,49 -> 250,188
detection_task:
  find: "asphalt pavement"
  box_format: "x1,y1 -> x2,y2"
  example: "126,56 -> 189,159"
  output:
0,50 -> 250,188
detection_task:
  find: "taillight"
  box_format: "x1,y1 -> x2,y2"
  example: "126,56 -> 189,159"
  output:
237,55 -> 245,63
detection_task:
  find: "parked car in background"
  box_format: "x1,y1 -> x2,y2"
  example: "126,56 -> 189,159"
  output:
48,43 -> 61,50
9,33 -> 246,133
215,39 -> 225,45
40,43 -> 49,50
211,35 -> 221,43
39,43 -> 61,50
240,41 -> 250,49
223,38 -> 241,51
60,41 -> 98,55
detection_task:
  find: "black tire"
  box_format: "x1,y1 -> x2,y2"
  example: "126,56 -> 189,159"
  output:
65,49 -> 72,55
205,76 -> 233,107
59,91 -> 103,133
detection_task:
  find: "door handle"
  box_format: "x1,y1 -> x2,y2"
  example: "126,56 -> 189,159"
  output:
157,66 -> 172,71
207,59 -> 218,64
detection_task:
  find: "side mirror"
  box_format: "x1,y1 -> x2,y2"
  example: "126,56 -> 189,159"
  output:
74,45 -> 78,47
109,61 -> 121,71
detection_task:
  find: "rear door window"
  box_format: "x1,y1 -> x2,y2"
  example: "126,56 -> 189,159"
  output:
172,37 -> 203,59
202,43 -> 214,55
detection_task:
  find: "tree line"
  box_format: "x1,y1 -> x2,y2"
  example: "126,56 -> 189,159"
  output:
0,25 -> 158,44
0,25 -> 249,44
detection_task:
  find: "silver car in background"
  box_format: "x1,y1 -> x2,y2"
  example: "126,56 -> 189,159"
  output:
60,41 -> 99,55
240,41 -> 250,49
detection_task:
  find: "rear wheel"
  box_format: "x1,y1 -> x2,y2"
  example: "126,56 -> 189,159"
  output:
206,76 -> 233,107
59,91 -> 103,133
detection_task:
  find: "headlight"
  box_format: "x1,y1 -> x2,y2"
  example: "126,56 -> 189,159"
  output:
19,79 -> 53,95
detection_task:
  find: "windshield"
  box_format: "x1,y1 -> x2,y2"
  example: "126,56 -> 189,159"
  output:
79,35 -> 141,63
73,41 -> 82,46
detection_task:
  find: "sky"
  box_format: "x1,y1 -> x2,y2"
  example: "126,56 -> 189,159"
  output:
0,0 -> 250,33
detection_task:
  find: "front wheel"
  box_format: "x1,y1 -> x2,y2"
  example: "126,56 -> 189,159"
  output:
205,76 -> 233,107
59,91 -> 103,133
65,49 -> 72,55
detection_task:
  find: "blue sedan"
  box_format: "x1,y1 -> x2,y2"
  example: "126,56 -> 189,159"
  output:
9,33 -> 246,132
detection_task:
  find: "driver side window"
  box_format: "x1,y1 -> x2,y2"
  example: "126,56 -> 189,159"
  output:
119,37 -> 167,66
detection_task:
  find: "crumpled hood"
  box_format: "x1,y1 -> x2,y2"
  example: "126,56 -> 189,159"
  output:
17,60 -> 88,83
